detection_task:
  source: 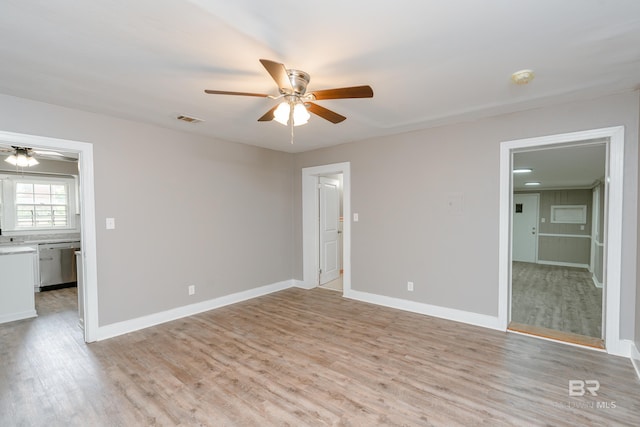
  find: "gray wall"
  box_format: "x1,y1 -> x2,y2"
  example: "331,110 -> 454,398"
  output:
517,189 -> 593,265
293,91 -> 639,339
0,94 -> 294,326
0,89 -> 637,343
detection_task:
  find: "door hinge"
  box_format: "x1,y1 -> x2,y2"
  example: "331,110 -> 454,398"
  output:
319,268 -> 322,274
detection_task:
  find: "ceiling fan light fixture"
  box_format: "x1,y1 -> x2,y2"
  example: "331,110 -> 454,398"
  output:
273,101 -> 311,127
293,103 -> 310,126
5,147 -> 39,167
273,102 -> 290,126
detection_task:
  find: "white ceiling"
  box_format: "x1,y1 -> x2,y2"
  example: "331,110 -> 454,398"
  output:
513,142 -> 606,190
1,1 -> 639,153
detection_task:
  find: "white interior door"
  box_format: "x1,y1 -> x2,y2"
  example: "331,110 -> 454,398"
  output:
319,177 -> 340,284
512,193 -> 539,263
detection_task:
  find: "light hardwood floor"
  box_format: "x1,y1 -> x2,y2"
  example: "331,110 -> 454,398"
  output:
1,287 -> 639,426
511,262 -> 602,338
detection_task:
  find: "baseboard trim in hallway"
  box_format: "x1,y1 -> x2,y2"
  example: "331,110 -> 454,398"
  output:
508,321 -> 605,350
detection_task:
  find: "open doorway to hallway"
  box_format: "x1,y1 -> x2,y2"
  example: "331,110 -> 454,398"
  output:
499,126 -> 625,355
509,142 -> 607,347
509,141 -> 607,348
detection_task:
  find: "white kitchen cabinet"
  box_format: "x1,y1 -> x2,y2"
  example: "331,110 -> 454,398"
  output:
0,246 -> 37,324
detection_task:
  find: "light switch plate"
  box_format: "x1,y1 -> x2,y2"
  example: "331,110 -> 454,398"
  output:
353,213 -> 359,222
106,217 -> 115,230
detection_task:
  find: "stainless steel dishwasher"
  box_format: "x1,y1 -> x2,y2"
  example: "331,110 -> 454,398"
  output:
38,241 -> 81,290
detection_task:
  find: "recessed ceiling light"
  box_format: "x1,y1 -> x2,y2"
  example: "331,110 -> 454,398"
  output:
513,168 -> 533,174
511,69 -> 535,85
524,182 -> 541,186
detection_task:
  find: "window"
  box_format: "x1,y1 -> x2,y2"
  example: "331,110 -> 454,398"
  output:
550,205 -> 587,224
15,182 -> 69,228
0,175 -> 77,233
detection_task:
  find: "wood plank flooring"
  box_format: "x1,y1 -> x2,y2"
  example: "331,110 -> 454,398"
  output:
1,287 -> 639,426
511,262 -> 602,338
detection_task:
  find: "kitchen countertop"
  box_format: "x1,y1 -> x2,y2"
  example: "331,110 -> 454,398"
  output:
0,245 -> 37,255
0,238 -> 80,246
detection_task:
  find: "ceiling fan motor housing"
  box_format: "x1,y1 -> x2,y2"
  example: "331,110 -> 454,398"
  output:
286,69 -> 310,95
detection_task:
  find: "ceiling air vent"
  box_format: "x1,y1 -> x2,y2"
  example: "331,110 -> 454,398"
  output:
176,115 -> 204,124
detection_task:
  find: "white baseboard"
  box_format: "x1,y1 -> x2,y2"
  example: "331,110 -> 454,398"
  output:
630,341 -> 640,381
96,280 -> 294,341
0,309 -> 37,325
344,289 -> 502,331
92,279 -> 640,376
537,260 -> 590,269
591,273 -> 603,289
610,339 -> 633,358
293,279 -> 315,290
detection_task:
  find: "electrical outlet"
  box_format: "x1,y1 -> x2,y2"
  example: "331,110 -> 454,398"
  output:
407,281 -> 414,292
188,285 -> 195,296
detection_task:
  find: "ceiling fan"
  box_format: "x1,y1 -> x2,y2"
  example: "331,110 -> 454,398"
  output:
0,146 -> 77,166
204,59 -> 374,134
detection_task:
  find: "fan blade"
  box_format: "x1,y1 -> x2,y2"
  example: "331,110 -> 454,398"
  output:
257,105 -> 279,122
259,59 -> 292,92
306,102 -> 346,124
204,90 -> 269,97
310,85 -> 373,100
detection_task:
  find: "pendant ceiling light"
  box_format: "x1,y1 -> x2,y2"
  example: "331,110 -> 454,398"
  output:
4,146 -> 39,167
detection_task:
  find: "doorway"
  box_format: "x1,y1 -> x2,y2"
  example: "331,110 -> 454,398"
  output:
302,162 -> 351,294
509,143 -> 606,348
318,175 -> 343,291
498,127 -> 625,355
0,130 -> 98,342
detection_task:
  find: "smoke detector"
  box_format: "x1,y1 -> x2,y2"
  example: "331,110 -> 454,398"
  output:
511,69 -> 535,85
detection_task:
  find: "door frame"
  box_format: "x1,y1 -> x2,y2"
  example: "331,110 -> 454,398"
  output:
302,162 -> 350,293
498,126 -> 624,355
0,130 -> 98,343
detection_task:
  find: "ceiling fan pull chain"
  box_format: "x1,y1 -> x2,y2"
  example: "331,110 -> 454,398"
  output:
289,102 -> 295,144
